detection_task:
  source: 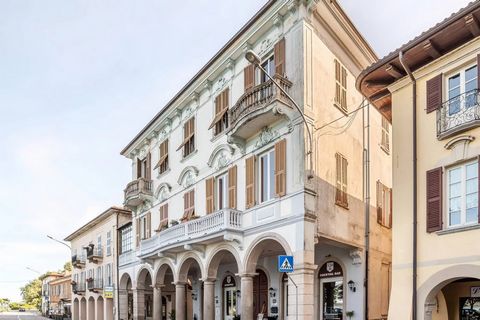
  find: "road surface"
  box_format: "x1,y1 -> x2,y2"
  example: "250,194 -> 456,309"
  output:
0,311 -> 49,320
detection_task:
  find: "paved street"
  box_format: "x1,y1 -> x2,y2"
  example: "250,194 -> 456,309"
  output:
0,311 -> 48,320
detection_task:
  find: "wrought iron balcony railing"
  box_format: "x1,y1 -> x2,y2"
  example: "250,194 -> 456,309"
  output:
87,278 -> 103,291
71,254 -> 86,268
86,245 -> 103,262
437,89 -> 480,139
72,282 -> 85,294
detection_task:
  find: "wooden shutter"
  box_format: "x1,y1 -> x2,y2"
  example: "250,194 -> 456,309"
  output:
209,89 -> 230,130
146,212 -> 151,238
136,159 -> 142,179
335,153 -> 341,204
275,139 -> 286,197
206,177 -> 215,214
244,64 -> 255,91
274,38 -> 285,76
341,156 -> 348,205
177,118 -> 195,151
135,218 -> 140,246
426,74 -> 443,113
334,60 -> 341,105
145,152 -> 151,180
376,181 -> 383,224
245,156 -> 256,208
228,165 -> 237,209
426,167 -> 443,232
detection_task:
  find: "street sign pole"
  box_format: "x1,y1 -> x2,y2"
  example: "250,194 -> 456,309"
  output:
286,273 -> 298,320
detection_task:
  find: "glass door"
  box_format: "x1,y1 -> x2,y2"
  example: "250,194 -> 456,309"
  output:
224,287 -> 237,320
320,277 -> 344,320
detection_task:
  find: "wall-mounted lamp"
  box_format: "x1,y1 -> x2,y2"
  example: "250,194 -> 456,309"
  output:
269,287 -> 276,298
348,280 -> 356,292
236,290 -> 241,298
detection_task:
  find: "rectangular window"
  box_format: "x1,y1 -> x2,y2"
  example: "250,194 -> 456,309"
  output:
120,224 -> 133,254
158,203 -> 169,230
96,266 -> 102,284
447,161 -> 478,227
155,139 -> 169,174
447,64 -> 478,115
178,117 -> 195,158
335,153 -> 348,207
377,181 -> 392,228
216,173 -> 228,210
182,189 -> 195,221
97,235 -> 102,255
106,231 -> 111,256
381,116 -> 390,153
334,59 -> 347,112
210,89 -> 229,136
259,150 -> 275,203
258,55 -> 275,84
137,158 -> 147,178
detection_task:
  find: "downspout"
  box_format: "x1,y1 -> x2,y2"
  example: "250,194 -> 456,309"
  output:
362,97 -> 370,320
398,51 -> 417,320
116,213 -> 120,320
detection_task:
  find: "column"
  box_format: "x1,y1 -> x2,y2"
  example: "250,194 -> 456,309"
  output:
118,290 -> 128,320
288,266 -> 316,320
175,282 -> 186,320
240,274 -> 254,320
203,280 -> 215,320
153,286 -> 163,320
133,289 -> 145,320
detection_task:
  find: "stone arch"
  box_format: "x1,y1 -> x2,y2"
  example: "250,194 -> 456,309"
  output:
243,232 -> 293,273
96,296 -> 104,320
73,298 -> 79,320
80,297 -> 87,320
207,144 -> 235,170
177,166 -> 199,188
87,296 -> 95,320
177,251 -> 205,282
154,259 -> 177,284
119,272 -> 133,290
136,265 -> 154,289
418,264 -> 480,319
154,182 -> 172,202
205,244 -> 243,278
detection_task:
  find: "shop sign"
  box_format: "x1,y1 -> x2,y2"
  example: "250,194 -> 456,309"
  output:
222,275 -> 236,288
318,261 -> 343,278
104,286 -> 114,299
472,286 -> 480,298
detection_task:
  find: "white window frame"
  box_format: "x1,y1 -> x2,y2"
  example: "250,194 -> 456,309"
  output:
106,231 -> 111,256
257,54 -> 275,85
445,63 -> 478,115
216,173 -> 228,210
446,160 -> 478,228
258,149 -> 275,203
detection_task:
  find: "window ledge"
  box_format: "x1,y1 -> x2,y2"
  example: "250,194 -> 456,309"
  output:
333,102 -> 348,116
180,149 -> 198,163
436,223 -> 480,235
335,202 -> 349,210
380,143 -> 390,155
157,168 -> 171,179
210,132 -> 226,143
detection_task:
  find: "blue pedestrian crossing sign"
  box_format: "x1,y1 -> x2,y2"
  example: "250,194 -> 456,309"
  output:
278,255 -> 294,272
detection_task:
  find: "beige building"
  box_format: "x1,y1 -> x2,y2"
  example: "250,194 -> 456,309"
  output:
358,2 -> 480,320
117,1 -> 391,320
65,206 -> 131,320
49,273 -> 73,319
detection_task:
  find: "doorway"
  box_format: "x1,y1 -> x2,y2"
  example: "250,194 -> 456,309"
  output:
318,261 -> 344,320
253,269 -> 268,319
223,275 -> 237,320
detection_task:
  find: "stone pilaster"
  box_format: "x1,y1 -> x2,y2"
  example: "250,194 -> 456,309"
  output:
133,288 -> 145,320
175,282 -> 186,320
203,280 -> 215,320
239,274 -> 254,320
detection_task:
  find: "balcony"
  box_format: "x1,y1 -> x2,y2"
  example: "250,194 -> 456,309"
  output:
437,90 -> 480,139
124,177 -> 154,207
139,209 -> 243,258
86,245 -> 103,263
71,254 -> 86,269
228,75 -> 293,140
72,282 -> 85,295
87,279 -> 103,292
119,250 -> 138,267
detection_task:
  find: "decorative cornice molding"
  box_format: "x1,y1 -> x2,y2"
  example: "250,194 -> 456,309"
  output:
178,166 -> 199,188
207,144 -> 235,170
154,183 -> 172,202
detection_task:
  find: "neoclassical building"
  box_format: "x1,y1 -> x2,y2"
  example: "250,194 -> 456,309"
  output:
118,1 -> 391,320
358,2 -> 480,319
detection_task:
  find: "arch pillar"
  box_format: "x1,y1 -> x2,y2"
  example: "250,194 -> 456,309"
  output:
203,279 -> 215,320
288,264 -> 316,320
153,285 -> 164,320
133,288 -> 145,320
175,282 -> 187,320
240,273 -> 255,320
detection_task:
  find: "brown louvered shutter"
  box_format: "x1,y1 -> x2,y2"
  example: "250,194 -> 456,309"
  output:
245,156 -> 256,208
146,212 -> 151,238
145,152 -> 151,180
137,159 -> 142,179
426,74 -> 443,113
426,167 -> 443,232
228,165 -> 237,209
275,139 -> 286,197
183,191 -> 189,218
206,177 -> 215,214
135,218 -> 140,246
274,38 -> 285,76
377,181 -> 383,224
244,64 -> 255,91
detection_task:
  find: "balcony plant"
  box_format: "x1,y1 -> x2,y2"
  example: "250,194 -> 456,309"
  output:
170,220 -> 179,226
86,277 -> 94,282
346,311 -> 354,319
168,309 -> 176,320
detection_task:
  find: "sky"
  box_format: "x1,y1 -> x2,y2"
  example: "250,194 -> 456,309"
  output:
0,0 -> 472,301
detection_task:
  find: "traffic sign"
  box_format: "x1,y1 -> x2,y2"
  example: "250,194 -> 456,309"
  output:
278,255 -> 294,272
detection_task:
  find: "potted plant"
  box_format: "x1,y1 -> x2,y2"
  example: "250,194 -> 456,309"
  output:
346,311 -> 354,319
170,220 -> 179,226
168,309 -> 176,320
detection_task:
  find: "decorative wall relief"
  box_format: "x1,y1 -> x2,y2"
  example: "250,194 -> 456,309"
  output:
178,166 -> 199,188
258,37 -> 274,57
207,144 -> 235,170
255,126 -> 279,148
155,183 -> 172,202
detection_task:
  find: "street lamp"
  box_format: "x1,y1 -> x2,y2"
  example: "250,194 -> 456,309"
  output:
26,266 -> 41,275
245,49 -> 314,179
47,235 -> 71,250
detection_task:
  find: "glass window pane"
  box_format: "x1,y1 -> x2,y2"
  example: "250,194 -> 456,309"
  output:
465,66 -> 477,85
467,179 -> 478,194
467,163 -> 478,179
466,193 -> 478,209
466,207 -> 478,223
450,182 -> 461,198
449,74 -> 460,91
450,197 -> 461,211
269,151 -> 275,200
449,168 -> 461,183
261,156 -> 268,202
450,210 -> 461,225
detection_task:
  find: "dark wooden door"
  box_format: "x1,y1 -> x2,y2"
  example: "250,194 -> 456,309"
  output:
252,269 -> 268,319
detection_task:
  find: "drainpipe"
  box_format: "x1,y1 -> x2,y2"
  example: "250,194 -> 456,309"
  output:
398,51 -> 417,320
116,213 -> 120,320
362,98 -> 370,320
